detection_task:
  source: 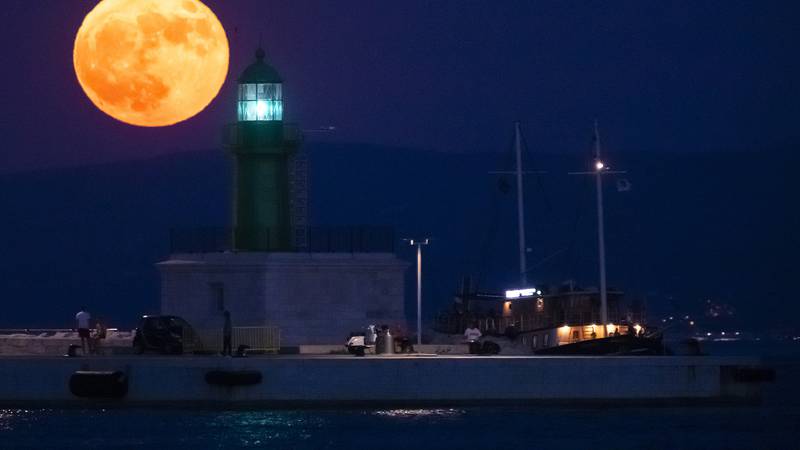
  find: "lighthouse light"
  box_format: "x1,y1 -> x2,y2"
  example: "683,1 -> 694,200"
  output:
256,100 -> 268,117
238,82 -> 283,121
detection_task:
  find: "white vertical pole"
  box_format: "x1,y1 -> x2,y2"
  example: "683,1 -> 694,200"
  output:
416,243 -> 422,346
514,122 -> 527,286
594,121 -> 609,335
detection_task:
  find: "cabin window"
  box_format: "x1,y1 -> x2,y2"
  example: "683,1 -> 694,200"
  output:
532,335 -> 538,349
572,330 -> 580,341
544,333 -> 550,347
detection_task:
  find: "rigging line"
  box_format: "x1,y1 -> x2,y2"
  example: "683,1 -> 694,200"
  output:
564,154 -> 594,279
476,132 -> 514,287
517,125 -> 551,279
519,126 -> 553,214
528,247 -> 569,271
564,127 -> 603,279
476,191 -> 502,279
472,130 -> 518,291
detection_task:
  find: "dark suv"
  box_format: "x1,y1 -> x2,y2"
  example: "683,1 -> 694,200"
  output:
132,315 -> 196,355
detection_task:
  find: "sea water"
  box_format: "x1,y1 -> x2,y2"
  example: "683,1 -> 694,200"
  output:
1,341 -> 798,450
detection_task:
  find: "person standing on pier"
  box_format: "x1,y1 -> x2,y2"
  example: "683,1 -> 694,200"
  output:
75,307 -> 91,355
464,322 -> 482,354
222,310 -> 232,356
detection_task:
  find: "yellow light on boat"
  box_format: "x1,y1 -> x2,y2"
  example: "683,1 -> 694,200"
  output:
633,324 -> 642,334
606,323 -> 616,334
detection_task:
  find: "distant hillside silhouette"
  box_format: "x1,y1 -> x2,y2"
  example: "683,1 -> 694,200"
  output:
0,144 -> 797,331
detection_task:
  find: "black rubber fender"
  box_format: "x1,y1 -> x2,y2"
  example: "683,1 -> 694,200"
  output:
733,367 -> 776,383
69,370 -> 128,398
205,370 -> 263,386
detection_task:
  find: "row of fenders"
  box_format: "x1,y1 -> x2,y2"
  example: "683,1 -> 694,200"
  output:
68,369 -> 263,399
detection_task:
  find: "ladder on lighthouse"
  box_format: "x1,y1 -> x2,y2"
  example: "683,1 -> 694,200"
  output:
288,147 -> 309,250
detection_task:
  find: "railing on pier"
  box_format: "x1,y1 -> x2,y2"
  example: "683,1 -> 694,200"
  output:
194,326 -> 281,353
434,314 -> 556,336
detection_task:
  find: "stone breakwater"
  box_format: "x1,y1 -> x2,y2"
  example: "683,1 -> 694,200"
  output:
0,331 -> 133,356
0,354 -> 770,406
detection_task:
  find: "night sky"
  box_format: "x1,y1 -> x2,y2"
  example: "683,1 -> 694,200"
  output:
1,0 -> 799,172
0,1 -> 799,330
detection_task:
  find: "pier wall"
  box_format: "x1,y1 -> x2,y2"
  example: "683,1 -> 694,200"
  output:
0,355 -> 765,406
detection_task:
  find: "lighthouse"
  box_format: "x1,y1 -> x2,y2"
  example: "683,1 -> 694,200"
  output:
158,45 -> 408,346
225,48 -> 298,251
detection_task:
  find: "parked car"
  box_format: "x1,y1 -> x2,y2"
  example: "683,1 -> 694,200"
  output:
132,315 -> 197,355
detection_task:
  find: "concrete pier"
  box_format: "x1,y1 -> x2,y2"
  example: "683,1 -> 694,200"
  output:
0,355 -> 769,407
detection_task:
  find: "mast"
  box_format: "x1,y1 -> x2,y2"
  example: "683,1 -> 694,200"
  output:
569,121 -> 626,335
593,121 -> 608,332
416,242 -> 423,346
489,123 -> 544,287
514,122 -> 527,286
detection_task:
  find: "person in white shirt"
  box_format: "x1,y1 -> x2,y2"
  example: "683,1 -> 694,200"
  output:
464,324 -> 482,341
75,308 -> 91,355
464,322 -> 483,354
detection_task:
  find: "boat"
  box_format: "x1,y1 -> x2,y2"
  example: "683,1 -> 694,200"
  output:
434,122 -> 663,355
435,281 -> 658,355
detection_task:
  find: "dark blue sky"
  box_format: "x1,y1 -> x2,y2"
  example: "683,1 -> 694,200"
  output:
0,1 -> 798,330
1,0 -> 799,172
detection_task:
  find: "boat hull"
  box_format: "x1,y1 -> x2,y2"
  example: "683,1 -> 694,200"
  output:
534,335 -> 666,356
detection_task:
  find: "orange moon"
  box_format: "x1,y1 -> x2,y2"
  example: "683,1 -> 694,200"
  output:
73,0 -> 229,127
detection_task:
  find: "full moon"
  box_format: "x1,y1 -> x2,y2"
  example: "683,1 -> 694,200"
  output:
73,0 -> 229,127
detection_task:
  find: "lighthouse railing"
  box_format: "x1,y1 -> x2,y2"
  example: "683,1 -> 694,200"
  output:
168,226 -> 396,254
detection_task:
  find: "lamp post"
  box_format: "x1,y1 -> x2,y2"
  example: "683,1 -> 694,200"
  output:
405,238 -> 430,346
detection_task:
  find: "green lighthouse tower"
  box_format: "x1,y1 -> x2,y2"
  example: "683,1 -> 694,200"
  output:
225,48 -> 299,251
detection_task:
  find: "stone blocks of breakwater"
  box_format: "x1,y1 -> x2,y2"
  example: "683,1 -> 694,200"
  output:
0,332 -> 133,356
